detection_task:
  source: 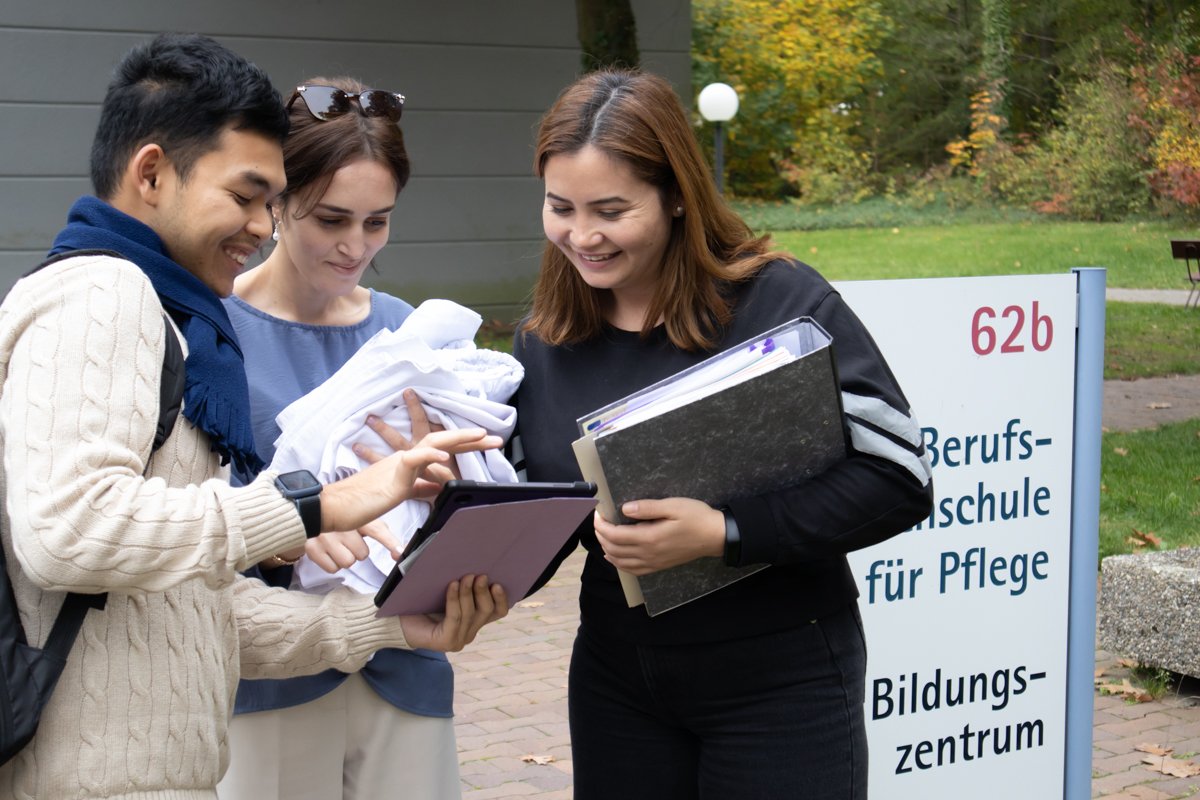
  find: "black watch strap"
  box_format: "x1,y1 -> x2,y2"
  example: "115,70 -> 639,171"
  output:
275,470 -> 322,539
721,507 -> 741,567
294,493 -> 322,539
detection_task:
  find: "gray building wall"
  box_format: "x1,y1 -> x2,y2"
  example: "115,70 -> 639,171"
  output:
0,1 -> 692,320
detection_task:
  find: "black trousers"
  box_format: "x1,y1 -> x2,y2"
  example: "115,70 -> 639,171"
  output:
568,603 -> 868,800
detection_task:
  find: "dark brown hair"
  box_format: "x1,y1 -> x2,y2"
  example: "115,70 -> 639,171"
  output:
91,33 -> 287,199
523,69 -> 785,350
277,76 -> 410,220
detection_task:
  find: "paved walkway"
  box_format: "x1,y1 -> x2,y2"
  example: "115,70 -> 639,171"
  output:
1104,374 -> 1200,432
452,289 -> 1200,799
1107,288 -> 1195,306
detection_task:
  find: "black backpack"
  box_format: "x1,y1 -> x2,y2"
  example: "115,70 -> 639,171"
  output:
0,249 -> 186,763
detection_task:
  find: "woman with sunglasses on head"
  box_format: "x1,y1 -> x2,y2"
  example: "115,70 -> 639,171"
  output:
215,78 -> 464,800
512,69 -> 934,799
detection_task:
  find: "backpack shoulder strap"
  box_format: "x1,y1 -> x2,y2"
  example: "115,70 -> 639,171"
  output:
155,319 -> 186,451
9,249 -> 187,637
22,248 -> 124,278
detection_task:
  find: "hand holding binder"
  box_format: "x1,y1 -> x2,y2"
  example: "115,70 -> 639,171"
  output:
592,496 -> 726,576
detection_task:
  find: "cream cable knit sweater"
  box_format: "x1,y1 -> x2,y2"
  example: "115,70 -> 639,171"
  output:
0,255 -> 410,799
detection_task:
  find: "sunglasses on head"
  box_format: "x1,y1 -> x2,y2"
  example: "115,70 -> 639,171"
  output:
289,84 -> 405,122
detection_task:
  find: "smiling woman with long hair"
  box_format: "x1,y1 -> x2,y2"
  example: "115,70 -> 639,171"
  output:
513,69 -> 935,800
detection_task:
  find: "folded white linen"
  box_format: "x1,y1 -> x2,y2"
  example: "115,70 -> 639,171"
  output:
268,299 -> 523,595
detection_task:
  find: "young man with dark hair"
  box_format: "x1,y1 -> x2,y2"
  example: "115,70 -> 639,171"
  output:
0,33 -> 506,797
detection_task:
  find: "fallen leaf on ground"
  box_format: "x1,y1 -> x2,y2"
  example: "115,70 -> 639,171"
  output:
1097,678 -> 1153,702
1128,529 -> 1162,548
1113,447 -> 1129,456
516,601 -> 545,609
1116,658 -> 1139,669
1136,743 -> 1174,756
1146,402 -> 1173,410
1142,756 -> 1200,778
521,754 -> 556,765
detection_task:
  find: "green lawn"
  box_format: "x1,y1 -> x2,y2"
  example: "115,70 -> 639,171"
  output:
734,194 -> 1046,232
1105,302 -> 1200,380
1099,419 -> 1200,561
772,221 -> 1196,289
1098,305 -> 1200,558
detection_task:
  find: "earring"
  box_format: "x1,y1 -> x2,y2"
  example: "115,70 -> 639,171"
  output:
674,205 -> 684,217
271,228 -> 279,242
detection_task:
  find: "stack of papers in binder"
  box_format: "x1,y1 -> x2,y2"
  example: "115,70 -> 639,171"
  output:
572,317 -> 847,616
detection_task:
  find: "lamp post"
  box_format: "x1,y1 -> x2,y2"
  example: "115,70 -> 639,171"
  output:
697,82 -> 739,195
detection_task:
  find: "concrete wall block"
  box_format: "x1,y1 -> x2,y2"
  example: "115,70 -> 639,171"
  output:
1097,548 -> 1200,678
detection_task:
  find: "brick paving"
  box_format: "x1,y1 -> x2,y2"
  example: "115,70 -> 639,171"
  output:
452,549 -> 582,800
1092,651 -> 1200,800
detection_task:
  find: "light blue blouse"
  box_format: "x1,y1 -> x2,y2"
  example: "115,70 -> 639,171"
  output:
224,289 -> 455,717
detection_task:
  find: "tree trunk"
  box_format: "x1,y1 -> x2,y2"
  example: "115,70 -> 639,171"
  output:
576,0 -> 640,72
981,0 -> 1012,121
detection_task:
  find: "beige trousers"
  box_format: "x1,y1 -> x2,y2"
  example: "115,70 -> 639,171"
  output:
216,672 -> 461,799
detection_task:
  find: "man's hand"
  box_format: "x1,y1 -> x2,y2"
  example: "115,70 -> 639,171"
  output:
398,574 -> 509,651
321,427 -> 502,534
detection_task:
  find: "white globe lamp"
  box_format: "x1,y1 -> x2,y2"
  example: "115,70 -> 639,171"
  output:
698,83 -> 739,194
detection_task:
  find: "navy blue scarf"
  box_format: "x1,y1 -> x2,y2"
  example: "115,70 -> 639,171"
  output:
50,196 -> 264,476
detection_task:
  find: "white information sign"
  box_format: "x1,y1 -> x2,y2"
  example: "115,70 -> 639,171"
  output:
836,274 -> 1078,799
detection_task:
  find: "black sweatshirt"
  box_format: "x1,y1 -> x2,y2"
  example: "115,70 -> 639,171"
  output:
512,259 -> 934,645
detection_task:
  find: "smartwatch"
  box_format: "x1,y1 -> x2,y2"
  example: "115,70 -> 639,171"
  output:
274,470 -> 322,539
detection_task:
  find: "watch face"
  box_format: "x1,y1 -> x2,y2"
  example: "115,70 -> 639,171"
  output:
277,470 -> 320,495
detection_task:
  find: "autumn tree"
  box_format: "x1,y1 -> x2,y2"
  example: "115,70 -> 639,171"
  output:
859,0 -> 978,173
1129,26 -> 1200,212
692,0 -> 888,197
942,0 -> 1011,184
864,0 -> 1199,176
694,0 -> 1199,210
